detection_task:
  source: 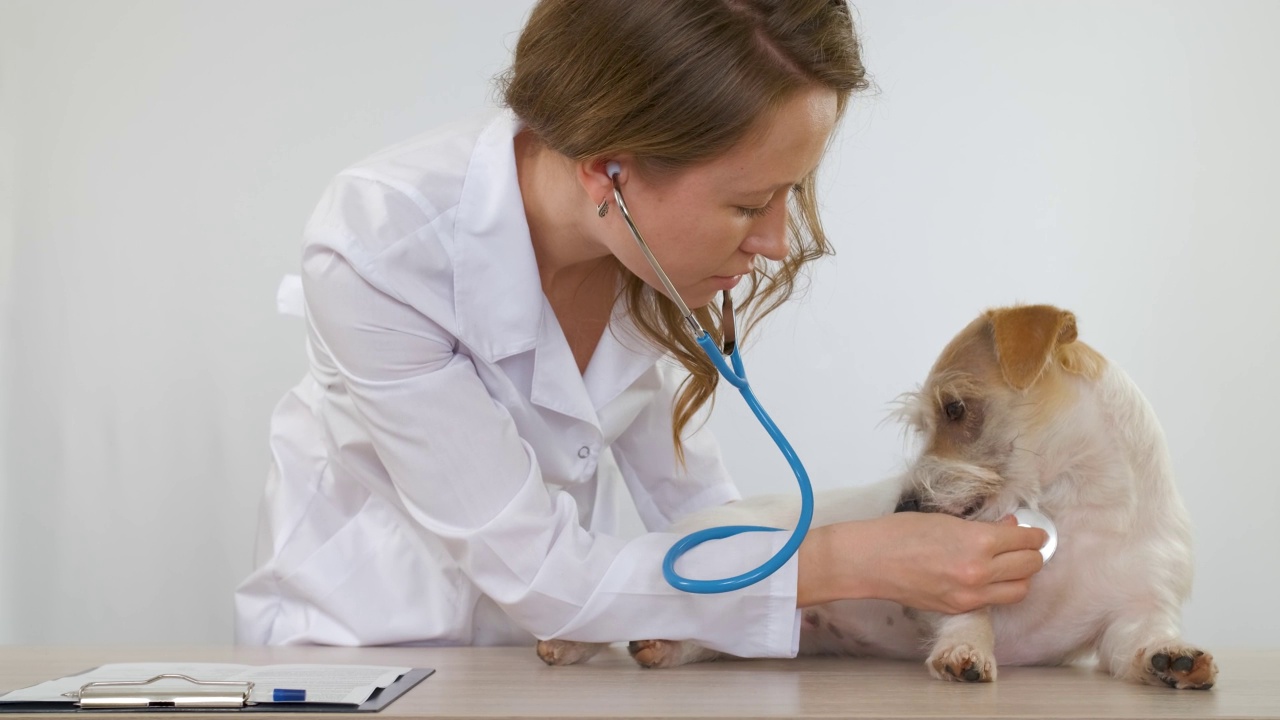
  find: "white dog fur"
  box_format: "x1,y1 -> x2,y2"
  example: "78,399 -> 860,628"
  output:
537,305 -> 1216,690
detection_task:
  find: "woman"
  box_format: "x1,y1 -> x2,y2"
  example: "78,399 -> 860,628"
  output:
235,0 -> 1047,657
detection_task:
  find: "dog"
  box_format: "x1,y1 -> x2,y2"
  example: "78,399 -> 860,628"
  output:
536,305 -> 1216,690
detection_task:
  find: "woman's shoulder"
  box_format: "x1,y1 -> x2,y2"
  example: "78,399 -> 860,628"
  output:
302,110 -> 520,259
298,110 -> 528,336
340,111 -> 502,217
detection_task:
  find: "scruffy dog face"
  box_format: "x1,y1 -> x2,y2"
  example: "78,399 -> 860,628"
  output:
896,305 -> 1106,521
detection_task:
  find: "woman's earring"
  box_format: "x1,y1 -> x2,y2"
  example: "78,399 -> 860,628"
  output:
596,199 -> 609,218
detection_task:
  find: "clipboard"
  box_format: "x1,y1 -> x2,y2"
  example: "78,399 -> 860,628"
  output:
0,668 -> 434,713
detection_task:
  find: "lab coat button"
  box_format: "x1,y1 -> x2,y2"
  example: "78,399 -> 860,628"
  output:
577,446 -> 591,459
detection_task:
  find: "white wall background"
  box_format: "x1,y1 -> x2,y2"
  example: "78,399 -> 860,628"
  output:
1,1 -> 1276,648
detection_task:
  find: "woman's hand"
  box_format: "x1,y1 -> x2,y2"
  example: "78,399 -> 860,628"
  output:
797,512 -> 1048,614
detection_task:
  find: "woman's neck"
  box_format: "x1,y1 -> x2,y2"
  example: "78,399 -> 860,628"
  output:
513,128 -> 620,373
513,128 -> 617,295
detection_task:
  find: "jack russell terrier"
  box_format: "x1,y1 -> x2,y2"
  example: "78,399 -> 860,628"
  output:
537,305 -> 1216,690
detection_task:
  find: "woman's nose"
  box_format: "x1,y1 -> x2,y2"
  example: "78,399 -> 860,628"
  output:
742,211 -> 790,262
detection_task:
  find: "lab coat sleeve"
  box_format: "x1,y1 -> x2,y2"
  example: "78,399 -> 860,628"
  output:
301,233 -> 801,659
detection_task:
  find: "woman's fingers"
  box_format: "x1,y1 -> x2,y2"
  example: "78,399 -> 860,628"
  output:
988,547 -> 1045,584
989,517 -> 1050,555
981,578 -> 1035,607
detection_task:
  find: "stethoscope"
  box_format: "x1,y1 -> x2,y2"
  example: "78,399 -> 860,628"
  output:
604,162 -> 1058,593
606,161 -> 815,593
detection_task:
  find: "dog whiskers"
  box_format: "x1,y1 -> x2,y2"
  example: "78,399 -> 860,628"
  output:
1011,444 -> 1044,458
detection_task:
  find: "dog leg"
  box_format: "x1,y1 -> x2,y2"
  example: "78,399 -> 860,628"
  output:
628,639 -> 723,668
1096,614 -> 1216,689
926,608 -> 998,682
536,639 -> 609,666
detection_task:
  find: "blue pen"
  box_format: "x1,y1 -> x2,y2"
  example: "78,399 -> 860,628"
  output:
273,688 -> 307,702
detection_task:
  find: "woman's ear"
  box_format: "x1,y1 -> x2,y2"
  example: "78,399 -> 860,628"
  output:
986,305 -> 1078,391
575,156 -> 629,208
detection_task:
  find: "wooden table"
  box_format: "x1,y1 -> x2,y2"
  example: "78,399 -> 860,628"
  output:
1,645 -> 1275,719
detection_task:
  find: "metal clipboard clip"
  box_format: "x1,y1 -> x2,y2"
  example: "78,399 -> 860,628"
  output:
62,674 -> 254,709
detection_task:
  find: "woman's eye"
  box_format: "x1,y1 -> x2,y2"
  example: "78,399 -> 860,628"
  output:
944,400 -> 966,422
736,204 -> 773,219
736,184 -> 806,219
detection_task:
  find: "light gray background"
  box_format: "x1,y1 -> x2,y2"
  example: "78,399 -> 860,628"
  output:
1,1 -> 1276,648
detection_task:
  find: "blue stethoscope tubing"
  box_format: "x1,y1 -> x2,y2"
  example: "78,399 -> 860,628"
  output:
606,162 -> 814,594
663,333 -> 815,593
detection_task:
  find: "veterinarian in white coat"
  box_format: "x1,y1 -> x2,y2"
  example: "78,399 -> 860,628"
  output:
235,0 -> 1048,657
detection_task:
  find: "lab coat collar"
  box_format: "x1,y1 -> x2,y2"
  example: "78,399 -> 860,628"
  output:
585,302 -> 668,411
452,112 -> 666,426
452,111 -> 542,365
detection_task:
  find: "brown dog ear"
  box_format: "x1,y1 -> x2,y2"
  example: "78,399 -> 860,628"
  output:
987,305 -> 1078,391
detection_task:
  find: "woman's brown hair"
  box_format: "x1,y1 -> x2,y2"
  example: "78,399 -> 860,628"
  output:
499,0 -> 870,460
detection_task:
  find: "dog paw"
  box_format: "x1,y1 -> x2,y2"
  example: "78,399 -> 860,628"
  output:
927,643 -> 997,683
628,639 -> 685,668
1135,645 -> 1217,690
632,638 -> 722,668
536,639 -> 604,666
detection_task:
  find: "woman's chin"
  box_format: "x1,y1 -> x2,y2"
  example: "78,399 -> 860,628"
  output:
656,275 -> 741,310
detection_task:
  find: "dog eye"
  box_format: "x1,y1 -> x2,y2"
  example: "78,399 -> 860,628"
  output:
945,400 -> 966,422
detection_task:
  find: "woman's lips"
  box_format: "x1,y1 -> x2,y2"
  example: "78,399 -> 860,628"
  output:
710,274 -> 744,290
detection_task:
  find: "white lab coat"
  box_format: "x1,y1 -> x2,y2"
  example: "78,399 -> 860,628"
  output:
233,111 -> 802,656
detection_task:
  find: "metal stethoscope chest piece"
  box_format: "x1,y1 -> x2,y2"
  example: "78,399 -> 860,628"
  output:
1013,507 -> 1058,564
606,161 -> 813,593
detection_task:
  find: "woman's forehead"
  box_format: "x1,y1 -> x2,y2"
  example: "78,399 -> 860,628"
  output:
700,88 -> 838,191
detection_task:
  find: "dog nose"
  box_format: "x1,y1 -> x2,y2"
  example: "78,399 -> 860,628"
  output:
895,495 -> 921,513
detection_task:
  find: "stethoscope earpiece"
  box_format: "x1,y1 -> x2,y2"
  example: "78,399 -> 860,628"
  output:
605,160 -> 621,179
